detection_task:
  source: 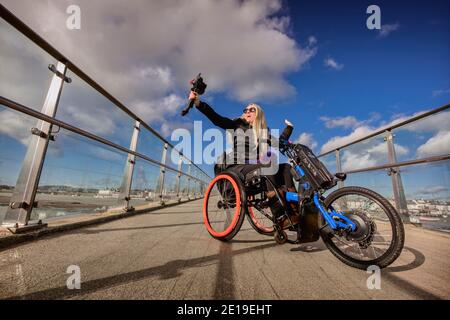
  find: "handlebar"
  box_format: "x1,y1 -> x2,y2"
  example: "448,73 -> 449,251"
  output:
279,119 -> 294,146
181,73 -> 207,116
181,99 -> 195,116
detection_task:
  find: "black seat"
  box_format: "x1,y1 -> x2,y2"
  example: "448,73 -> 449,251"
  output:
244,168 -> 261,182
335,172 -> 347,181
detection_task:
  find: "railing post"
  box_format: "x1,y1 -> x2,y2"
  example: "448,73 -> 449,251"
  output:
175,155 -> 183,203
2,61 -> 68,231
335,149 -> 343,189
385,130 -> 409,222
157,143 -> 168,205
118,120 -> 140,212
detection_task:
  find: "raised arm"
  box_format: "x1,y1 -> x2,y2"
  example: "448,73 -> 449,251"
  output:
196,101 -> 238,130
187,88 -> 238,130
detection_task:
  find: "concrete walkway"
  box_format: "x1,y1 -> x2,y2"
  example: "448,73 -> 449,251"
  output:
0,199 -> 449,300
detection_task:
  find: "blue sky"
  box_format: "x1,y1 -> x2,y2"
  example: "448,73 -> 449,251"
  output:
183,0 -> 450,200
0,0 -> 449,200
189,0 -> 449,148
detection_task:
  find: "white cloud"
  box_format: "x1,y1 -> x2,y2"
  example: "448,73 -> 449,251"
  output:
417,130 -> 450,157
308,36 -> 317,46
0,20 -> 54,111
319,109 -> 449,172
160,121 -> 193,138
393,110 -> 450,133
0,109 -> 35,146
320,126 -> 375,154
60,105 -> 117,136
378,22 -> 400,38
340,142 -> 409,171
432,89 -> 450,97
295,132 -> 318,151
367,142 -> 409,156
319,112 -> 381,130
1,0 -> 317,151
130,94 -> 185,124
416,185 -> 448,195
320,116 -> 359,129
341,151 -> 377,171
324,57 -> 344,70
2,0 -> 313,104
320,110 -> 450,155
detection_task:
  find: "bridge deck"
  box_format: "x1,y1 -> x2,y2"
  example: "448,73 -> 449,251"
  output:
0,199 -> 449,300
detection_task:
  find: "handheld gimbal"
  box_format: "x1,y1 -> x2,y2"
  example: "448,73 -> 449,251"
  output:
181,73 -> 207,116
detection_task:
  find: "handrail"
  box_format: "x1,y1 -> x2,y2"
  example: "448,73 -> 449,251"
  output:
341,154 -> 450,175
0,4 -> 209,179
319,103 -> 450,157
0,96 -> 206,183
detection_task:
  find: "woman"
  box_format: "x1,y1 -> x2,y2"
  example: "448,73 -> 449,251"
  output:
189,91 -> 300,228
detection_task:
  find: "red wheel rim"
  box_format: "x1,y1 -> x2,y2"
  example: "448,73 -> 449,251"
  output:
248,203 -> 274,233
203,174 -> 241,238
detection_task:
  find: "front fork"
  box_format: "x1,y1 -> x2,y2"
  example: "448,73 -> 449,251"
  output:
285,191 -> 357,232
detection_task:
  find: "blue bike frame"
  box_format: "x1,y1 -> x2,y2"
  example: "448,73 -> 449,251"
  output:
285,165 -> 357,232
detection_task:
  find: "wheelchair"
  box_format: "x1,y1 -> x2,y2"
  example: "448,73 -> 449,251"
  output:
202,139 -> 405,270
203,165 -> 322,244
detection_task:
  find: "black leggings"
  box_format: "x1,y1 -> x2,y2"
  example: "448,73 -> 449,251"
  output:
226,163 -> 296,191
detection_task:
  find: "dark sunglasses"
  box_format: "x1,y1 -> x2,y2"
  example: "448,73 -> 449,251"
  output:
243,107 -> 256,114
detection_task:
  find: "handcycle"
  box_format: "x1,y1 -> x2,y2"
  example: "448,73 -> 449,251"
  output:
202,122 -> 405,270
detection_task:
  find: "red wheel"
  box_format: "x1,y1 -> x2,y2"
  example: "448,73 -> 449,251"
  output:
247,196 -> 275,236
203,173 -> 246,241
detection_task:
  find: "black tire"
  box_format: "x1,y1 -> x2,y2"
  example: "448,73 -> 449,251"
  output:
274,230 -> 288,244
203,172 -> 247,242
321,186 -> 405,269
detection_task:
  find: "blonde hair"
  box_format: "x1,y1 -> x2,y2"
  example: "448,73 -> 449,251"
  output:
241,103 -> 268,157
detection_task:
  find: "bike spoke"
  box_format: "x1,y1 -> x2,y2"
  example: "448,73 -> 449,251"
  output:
328,192 -> 395,262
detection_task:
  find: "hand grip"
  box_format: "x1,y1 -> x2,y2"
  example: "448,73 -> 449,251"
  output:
280,122 -> 293,141
181,99 -> 195,116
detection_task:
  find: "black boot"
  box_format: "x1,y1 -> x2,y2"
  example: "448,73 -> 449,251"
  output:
266,188 -> 286,219
267,187 -> 299,229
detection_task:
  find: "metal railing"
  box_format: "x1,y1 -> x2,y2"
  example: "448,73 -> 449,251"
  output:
318,103 -> 450,227
0,5 -> 210,230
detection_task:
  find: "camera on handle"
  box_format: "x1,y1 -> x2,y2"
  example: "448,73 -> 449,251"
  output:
181,73 -> 207,116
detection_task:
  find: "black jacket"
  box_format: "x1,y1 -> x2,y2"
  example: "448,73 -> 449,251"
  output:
196,101 -> 270,167
196,101 -> 249,130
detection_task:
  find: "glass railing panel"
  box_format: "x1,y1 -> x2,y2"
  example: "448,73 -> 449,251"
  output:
192,166 -> 201,180
392,109 -> 450,161
0,106 -> 39,222
181,158 -> 190,175
179,175 -> 190,201
136,127 -> 165,164
129,157 -> 161,210
339,133 -> 387,172
399,160 -> 450,232
344,169 -> 394,206
161,169 -> 178,203
0,17 -> 53,111
189,180 -> 196,198
32,128 -> 127,221
166,145 -> 181,169
199,181 -> 206,195
319,152 -> 337,174
56,70 -> 135,149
